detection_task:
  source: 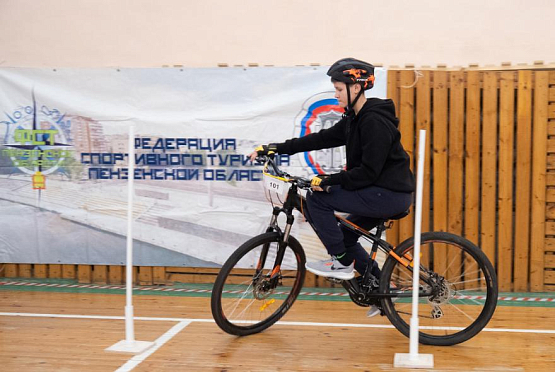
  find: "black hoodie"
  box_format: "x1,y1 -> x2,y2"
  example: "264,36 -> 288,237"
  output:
274,98 -> 415,192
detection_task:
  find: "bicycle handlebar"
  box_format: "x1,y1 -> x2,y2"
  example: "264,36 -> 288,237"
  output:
259,155 -> 330,192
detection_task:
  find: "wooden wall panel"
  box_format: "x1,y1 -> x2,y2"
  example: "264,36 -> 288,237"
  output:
481,72 -> 498,266
432,71 -> 449,274
514,70 -> 533,291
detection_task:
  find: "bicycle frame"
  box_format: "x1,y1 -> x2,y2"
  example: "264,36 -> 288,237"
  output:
259,157 -> 435,298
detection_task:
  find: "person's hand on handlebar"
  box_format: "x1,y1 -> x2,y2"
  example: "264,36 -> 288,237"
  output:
249,144 -> 278,162
310,174 -> 332,192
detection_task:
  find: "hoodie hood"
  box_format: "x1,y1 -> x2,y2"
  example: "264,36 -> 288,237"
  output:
358,98 -> 400,128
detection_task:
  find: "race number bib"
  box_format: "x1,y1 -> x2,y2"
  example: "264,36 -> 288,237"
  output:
263,175 -> 289,197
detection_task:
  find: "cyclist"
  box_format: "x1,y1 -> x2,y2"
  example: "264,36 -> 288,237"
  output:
251,58 -> 415,303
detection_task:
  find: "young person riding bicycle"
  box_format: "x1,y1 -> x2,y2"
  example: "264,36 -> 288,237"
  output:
251,58 -> 415,297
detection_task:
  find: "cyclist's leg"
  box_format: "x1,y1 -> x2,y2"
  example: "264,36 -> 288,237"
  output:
305,185 -> 412,260
341,215 -> 381,276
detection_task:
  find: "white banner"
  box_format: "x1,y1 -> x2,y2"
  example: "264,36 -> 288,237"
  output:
0,67 -> 387,267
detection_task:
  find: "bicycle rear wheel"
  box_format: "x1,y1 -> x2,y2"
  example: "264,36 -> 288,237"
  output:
380,232 -> 498,346
211,232 -> 306,336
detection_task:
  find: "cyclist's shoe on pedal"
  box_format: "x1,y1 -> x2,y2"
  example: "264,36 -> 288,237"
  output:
366,305 -> 381,318
305,257 -> 355,280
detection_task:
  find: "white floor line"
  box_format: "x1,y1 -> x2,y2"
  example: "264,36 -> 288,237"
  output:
115,321 -> 191,372
1,311 -> 555,335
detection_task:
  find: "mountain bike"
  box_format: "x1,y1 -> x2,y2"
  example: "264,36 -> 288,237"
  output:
210,156 -> 498,346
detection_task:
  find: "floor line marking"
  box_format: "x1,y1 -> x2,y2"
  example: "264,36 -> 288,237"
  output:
115,321 -> 191,372
1,312 -> 554,334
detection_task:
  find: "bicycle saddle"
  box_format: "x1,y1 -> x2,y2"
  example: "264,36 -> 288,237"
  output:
385,209 -> 410,221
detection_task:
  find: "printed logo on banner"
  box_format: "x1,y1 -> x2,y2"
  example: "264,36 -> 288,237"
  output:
293,92 -> 344,176
1,92 -> 72,187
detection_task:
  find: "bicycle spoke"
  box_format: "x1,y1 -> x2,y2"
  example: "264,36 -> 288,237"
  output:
232,296 -> 259,321
445,270 -> 485,286
448,302 -> 478,323
225,282 -> 255,319
441,250 -> 462,278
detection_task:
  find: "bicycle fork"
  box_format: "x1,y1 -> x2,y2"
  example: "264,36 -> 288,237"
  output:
255,207 -> 294,286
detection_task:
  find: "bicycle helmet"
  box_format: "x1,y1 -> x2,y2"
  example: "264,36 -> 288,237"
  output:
327,58 -> 375,116
327,58 -> 375,90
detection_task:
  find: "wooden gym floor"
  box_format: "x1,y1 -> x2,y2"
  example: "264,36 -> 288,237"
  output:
1,279 -> 555,371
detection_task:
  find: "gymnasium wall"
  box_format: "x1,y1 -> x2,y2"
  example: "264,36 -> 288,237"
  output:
1,0 -> 554,69
2,1 -> 555,291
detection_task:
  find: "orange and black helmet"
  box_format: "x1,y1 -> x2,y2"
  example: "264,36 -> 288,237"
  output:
327,58 -> 375,90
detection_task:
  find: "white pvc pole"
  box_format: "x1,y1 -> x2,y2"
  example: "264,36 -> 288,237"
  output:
105,126 -> 154,354
125,125 -> 136,343
409,130 -> 426,356
394,130 -> 433,368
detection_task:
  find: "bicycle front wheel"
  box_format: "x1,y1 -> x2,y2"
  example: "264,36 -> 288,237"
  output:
380,232 -> 498,346
211,232 -> 306,336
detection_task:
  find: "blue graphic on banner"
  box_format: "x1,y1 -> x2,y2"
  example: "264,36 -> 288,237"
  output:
294,94 -> 344,175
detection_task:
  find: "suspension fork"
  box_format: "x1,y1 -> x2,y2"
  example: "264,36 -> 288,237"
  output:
255,207 -> 282,277
254,207 -> 294,285
269,213 -> 294,283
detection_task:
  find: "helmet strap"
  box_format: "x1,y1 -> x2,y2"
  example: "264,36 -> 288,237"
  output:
344,84 -> 365,118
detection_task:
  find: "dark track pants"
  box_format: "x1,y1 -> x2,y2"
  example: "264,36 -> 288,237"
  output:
303,185 -> 412,275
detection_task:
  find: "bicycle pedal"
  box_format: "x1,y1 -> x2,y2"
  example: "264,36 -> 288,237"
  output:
325,277 -> 344,284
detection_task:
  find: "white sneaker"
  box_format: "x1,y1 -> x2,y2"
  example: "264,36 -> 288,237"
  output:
366,305 -> 381,318
305,256 -> 355,280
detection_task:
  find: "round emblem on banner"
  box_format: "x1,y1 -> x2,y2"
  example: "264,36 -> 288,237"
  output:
2,103 -> 71,176
293,92 -> 345,176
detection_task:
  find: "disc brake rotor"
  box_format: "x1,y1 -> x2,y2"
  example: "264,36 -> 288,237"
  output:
253,278 -> 274,300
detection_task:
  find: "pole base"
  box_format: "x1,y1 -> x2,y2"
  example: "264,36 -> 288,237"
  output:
105,340 -> 155,354
394,353 -> 434,369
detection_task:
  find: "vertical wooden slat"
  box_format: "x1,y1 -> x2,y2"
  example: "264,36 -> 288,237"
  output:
432,71 -> 449,273
153,267 -> 167,285
448,71 -> 465,236
399,70 -> 415,244
465,71 -> 481,245
387,70 -> 400,247
0,264 -> 4,277
481,71 -> 499,268
5,264 -> 18,278
514,70 -> 533,291
416,70 -> 432,266
108,265 -> 123,285
77,265 -> 92,283
304,272 -> 317,287
530,71 -> 549,291
498,71 -> 516,291
48,264 -> 62,279
62,264 -> 76,279
447,71 -> 464,280
139,266 -> 153,285
92,265 -> 107,284
117,267 -> 139,284
464,71 -> 481,288
34,264 -> 47,279
19,264 -> 32,278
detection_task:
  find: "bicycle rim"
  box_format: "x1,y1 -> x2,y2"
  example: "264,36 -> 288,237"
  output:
381,232 -> 498,346
211,232 -> 305,336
